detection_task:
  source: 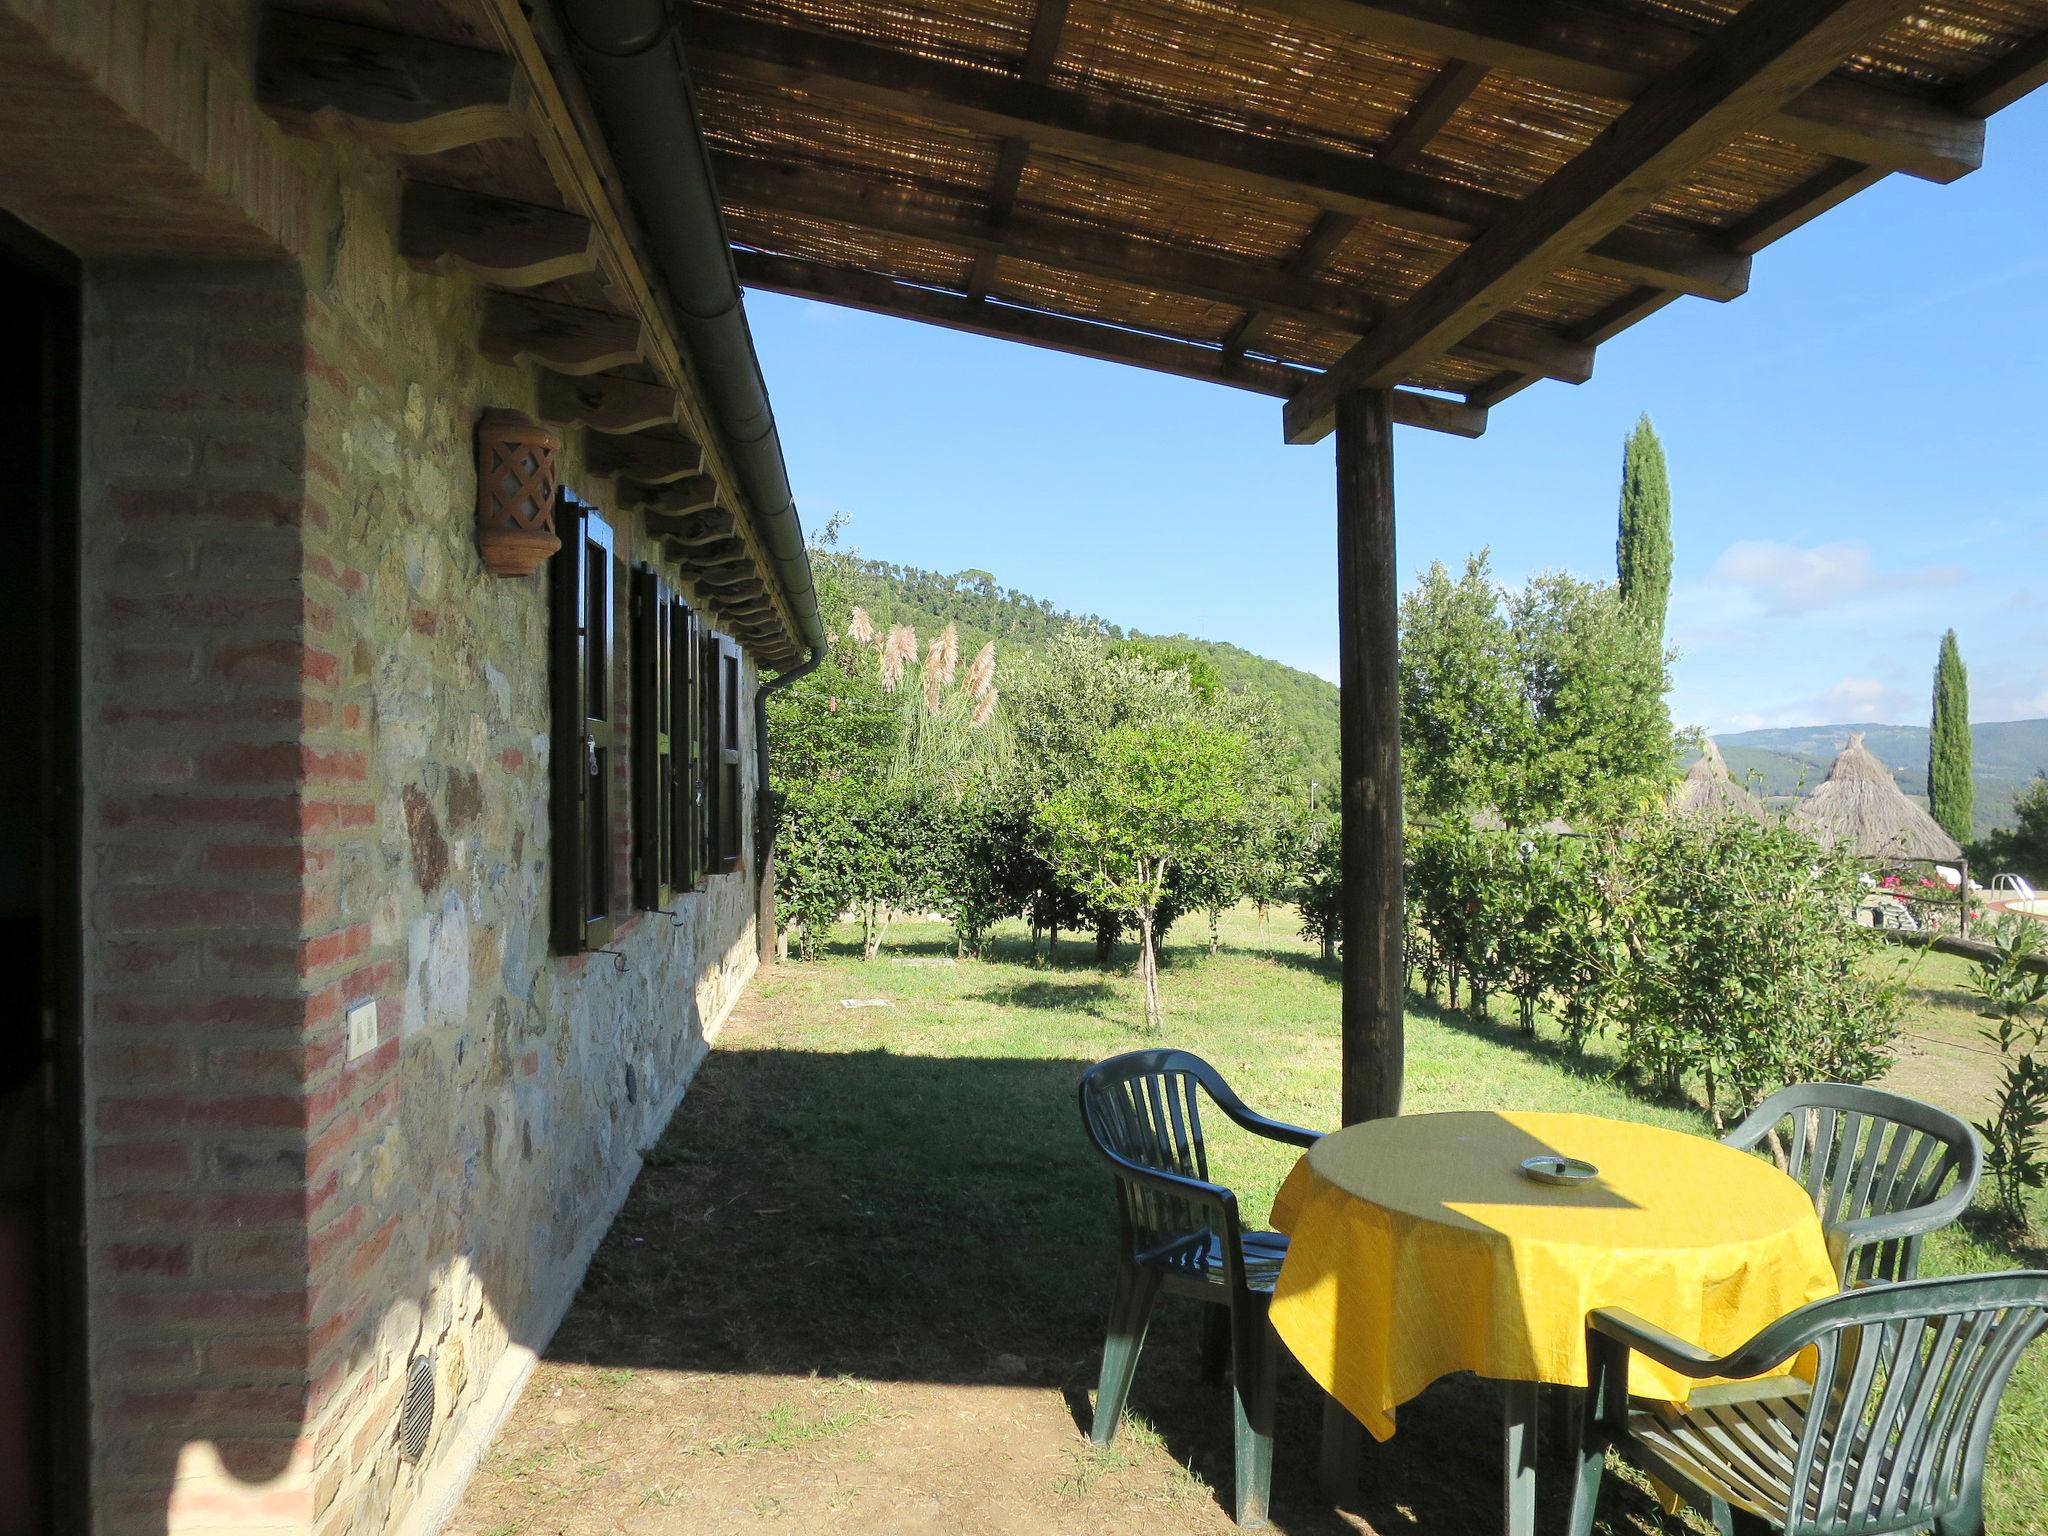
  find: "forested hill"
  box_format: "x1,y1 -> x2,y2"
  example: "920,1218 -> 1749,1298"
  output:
817,552 -> 1341,792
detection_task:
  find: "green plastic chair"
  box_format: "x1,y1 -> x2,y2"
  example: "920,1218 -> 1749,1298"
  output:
1568,1271 -> 2048,1536
1722,1082 -> 1981,1286
1077,1049 -> 1323,1528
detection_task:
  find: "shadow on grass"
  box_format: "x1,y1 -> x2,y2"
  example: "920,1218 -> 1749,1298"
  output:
543,1044 -> 1683,1535
969,977 -> 1126,1019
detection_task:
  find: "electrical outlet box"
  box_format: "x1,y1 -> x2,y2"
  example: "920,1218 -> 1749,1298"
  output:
346,1001 -> 379,1062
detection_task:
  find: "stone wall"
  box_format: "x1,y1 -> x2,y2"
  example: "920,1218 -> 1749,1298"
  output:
41,5 -> 771,1531
291,165 -> 762,1536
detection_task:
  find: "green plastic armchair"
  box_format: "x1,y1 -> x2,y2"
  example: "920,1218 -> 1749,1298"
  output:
1723,1082 -> 1981,1285
1077,1049 -> 1323,1528
1568,1270 -> 2048,1536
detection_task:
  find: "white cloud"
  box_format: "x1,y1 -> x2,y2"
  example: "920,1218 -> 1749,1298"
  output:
1704,539 -> 1965,616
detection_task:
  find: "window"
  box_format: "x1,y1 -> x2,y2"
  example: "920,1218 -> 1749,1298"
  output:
631,566 -> 702,906
695,627 -> 744,878
716,638 -> 743,873
550,493 -> 615,953
697,625 -> 722,879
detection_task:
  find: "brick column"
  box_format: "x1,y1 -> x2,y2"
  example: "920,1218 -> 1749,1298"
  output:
79,261 -> 367,1536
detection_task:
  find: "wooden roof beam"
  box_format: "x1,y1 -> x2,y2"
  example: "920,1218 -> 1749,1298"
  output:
682,10 -> 1748,301
535,369 -> 678,434
480,291 -> 646,374
1951,30 -> 2048,116
257,7 -> 523,155
718,163 -> 1592,382
582,426 -> 706,485
1284,0 -> 1929,444
968,0 -> 1071,300
400,183 -> 598,287
734,249 -> 1487,438
1255,0 -> 1983,182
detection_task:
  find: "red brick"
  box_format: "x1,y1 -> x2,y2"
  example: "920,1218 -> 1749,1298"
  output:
498,748 -> 525,772
100,1190 -> 306,1233
205,1334 -> 309,1376
110,1242 -> 192,1278
201,742 -> 301,784
112,1289 -> 307,1329
100,792 -> 298,835
95,1141 -> 194,1193
97,1093 -> 303,1135
213,639 -> 305,681
114,1384 -> 308,1430
303,748 -> 365,783
300,924 -> 369,973
205,1228 -> 306,1281
92,1044 -> 196,1084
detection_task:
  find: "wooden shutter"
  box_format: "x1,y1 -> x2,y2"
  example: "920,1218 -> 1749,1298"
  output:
550,494 -> 616,952
673,597 -> 702,891
631,564 -> 675,909
697,624 -> 721,881
716,637 -> 743,873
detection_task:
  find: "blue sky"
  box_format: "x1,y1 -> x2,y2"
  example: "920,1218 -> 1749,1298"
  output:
748,89 -> 2048,736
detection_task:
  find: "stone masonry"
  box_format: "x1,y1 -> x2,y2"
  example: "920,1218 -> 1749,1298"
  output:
11,3 -> 771,1531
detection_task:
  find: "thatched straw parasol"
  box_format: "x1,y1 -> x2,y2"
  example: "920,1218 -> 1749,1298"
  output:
1673,737 -> 1768,825
1793,733 -> 1964,862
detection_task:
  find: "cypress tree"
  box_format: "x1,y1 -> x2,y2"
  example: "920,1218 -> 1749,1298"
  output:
1616,414 -> 1673,637
1928,628 -> 1973,844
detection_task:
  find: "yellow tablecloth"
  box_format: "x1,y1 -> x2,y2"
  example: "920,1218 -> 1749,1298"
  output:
1267,1110 -> 1837,1440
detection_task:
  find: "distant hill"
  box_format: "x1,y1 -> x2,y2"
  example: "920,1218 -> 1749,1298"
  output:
819,552 -> 1340,792
816,550 -> 2045,839
1714,720 -> 2048,839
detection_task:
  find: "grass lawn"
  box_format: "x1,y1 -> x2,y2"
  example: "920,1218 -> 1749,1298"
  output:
450,905 -> 2047,1536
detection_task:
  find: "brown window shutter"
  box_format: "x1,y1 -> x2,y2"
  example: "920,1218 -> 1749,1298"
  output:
698,623 -> 722,881
631,564 -> 675,910
672,597 -> 701,891
717,637 -> 743,873
550,493 -> 615,953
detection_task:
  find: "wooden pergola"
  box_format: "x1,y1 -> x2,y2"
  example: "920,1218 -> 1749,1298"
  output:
678,0 -> 2046,1123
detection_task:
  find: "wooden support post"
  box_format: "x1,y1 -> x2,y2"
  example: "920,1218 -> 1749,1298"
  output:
1335,387 -> 1404,1125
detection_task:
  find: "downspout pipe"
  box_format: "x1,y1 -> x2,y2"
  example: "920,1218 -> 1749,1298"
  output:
750,645 -> 825,962
556,0 -> 825,658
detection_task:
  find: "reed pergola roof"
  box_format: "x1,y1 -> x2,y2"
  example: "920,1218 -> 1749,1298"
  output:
680,0 -> 2048,442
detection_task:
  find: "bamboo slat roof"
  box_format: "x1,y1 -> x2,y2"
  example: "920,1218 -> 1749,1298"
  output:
677,0 -> 2048,441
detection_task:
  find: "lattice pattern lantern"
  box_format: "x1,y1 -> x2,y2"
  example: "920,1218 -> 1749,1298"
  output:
475,408 -> 561,577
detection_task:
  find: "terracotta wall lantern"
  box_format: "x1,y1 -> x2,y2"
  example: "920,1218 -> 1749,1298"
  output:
475,408 -> 561,576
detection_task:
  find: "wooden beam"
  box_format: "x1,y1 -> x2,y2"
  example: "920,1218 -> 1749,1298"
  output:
1284,0 -> 1926,443
1376,57 -> 1491,169
1225,57 -> 1485,369
535,369 -> 677,434
684,9 -> 1748,301
1256,0 -> 1983,182
719,163 -> 1591,382
646,507 -> 737,546
968,0 -> 1071,299
257,8 -> 522,155
1335,387 -> 1404,1124
1950,29 -> 2048,116
583,427 -> 705,485
474,0 -> 802,657
631,476 -> 725,516
400,183 -> 596,287
734,250 -> 1487,437
479,291 -> 645,374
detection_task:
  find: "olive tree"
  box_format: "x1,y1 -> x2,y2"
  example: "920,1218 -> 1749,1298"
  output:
1038,719 -> 1248,1032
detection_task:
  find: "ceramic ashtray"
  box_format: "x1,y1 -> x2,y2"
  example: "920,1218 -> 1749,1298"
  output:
1518,1155 -> 1599,1185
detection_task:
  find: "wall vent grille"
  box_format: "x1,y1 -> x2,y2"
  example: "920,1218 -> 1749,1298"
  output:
399,1353 -> 435,1463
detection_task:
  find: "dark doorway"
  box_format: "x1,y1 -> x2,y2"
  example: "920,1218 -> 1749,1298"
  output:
0,212 -> 85,1536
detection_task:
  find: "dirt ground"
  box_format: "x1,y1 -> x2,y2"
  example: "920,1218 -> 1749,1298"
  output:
443,976 -> 1681,1536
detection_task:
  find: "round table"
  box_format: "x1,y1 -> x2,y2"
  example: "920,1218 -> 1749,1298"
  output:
1267,1110 -> 1838,1528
